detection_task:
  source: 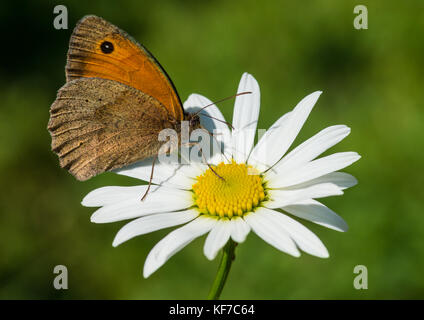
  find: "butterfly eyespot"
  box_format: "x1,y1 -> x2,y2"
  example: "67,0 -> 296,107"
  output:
100,41 -> 114,54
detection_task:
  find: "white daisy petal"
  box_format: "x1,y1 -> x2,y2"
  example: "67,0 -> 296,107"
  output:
266,183 -> 344,209
244,210 -> 300,257
259,207 -> 329,258
267,152 -> 361,188
230,216 -> 251,243
90,187 -> 193,223
82,185 -> 159,207
184,93 -> 231,164
204,219 -> 232,260
143,216 -> 217,278
174,161 -> 208,179
249,91 -> 321,170
114,158 -> 195,190
267,125 -> 351,177
282,199 -> 348,232
283,172 -> 358,191
248,111 -> 292,171
112,209 -> 200,247
231,73 -> 260,163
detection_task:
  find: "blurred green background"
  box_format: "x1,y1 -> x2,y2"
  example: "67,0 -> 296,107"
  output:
1,0 -> 423,299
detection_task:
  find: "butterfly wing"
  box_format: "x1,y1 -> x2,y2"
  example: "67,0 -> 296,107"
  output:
48,78 -> 173,181
66,15 -> 184,121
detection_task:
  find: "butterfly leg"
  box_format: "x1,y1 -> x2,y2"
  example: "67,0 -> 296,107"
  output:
141,154 -> 157,201
199,126 -> 230,163
198,146 -> 225,182
182,140 -> 226,182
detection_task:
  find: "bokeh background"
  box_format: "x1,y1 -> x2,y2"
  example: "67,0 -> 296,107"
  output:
1,0 -> 423,299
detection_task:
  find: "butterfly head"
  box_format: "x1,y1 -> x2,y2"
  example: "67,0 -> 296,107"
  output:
186,112 -> 202,131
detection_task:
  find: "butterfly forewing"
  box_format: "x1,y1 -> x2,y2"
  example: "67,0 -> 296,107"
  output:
66,15 -> 184,121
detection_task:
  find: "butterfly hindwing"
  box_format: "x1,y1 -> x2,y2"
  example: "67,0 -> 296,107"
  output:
48,78 -> 173,181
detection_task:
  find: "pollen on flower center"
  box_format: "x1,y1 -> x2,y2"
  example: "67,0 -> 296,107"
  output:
192,161 -> 266,218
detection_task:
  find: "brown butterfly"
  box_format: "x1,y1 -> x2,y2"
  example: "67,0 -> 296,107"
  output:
48,15 -> 204,191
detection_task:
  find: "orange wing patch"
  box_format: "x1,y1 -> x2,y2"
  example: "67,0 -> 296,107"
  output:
66,15 -> 183,121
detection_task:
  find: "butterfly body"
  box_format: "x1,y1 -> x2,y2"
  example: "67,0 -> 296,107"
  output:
48,15 -> 201,181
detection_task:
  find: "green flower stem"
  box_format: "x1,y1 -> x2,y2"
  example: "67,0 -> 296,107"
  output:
207,239 -> 237,300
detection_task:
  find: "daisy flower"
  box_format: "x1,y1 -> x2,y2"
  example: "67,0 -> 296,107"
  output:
82,73 -> 360,284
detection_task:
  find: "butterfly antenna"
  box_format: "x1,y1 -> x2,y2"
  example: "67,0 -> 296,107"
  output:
199,113 -> 234,129
194,91 -> 252,116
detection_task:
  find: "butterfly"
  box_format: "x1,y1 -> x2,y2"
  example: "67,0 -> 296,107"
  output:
48,15 -> 204,192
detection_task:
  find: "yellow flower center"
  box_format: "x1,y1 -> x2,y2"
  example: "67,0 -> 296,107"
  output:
192,161 -> 266,218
